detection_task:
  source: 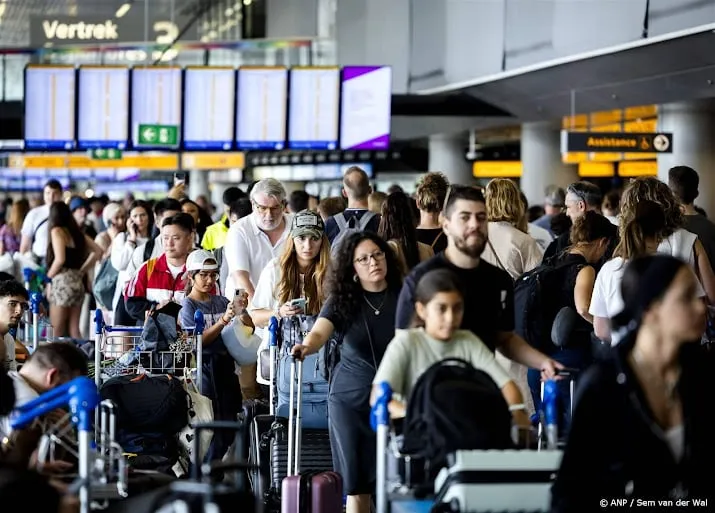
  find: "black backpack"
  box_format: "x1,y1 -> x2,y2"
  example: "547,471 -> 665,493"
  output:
400,358 -> 513,472
99,373 -> 188,434
513,259 -> 582,352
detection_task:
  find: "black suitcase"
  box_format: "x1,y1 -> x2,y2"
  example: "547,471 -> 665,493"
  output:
249,414 -> 332,510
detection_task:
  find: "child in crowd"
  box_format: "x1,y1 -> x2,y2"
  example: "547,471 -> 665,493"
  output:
372,268 -> 530,428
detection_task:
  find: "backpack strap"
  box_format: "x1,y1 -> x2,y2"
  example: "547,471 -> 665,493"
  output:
143,238 -> 156,262
430,231 -> 444,249
357,211 -> 376,230
146,258 -> 157,283
334,213 -> 348,232
31,217 -> 48,245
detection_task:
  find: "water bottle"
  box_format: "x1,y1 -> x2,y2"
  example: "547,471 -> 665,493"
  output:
543,379 -> 559,450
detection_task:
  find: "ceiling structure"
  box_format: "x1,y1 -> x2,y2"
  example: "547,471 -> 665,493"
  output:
418,23 -> 715,125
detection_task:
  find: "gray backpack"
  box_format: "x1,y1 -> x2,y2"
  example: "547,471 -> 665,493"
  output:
331,211 -> 377,256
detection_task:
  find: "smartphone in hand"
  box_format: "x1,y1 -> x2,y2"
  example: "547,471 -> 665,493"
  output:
288,297 -> 306,312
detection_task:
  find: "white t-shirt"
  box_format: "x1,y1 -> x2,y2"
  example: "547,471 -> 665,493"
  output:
223,213 -> 292,299
0,371 -> 41,439
589,257 -> 627,345
249,258 -> 281,315
20,204 -> 50,259
168,263 -> 184,279
373,328 -> 512,402
3,333 -> 16,372
590,256 -> 705,346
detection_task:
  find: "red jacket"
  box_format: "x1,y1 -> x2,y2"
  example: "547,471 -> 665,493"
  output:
124,254 -> 187,320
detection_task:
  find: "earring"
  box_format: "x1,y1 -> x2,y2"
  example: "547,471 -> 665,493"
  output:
353,274 -> 359,283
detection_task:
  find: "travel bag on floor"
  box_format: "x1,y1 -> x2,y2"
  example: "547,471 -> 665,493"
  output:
281,356 -> 342,513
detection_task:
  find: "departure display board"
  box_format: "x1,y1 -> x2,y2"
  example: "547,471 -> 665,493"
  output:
183,67 -> 236,150
131,67 -> 182,149
24,65 -> 76,150
77,66 -> 129,150
339,66 -> 392,150
236,67 -> 287,150
288,67 -> 339,150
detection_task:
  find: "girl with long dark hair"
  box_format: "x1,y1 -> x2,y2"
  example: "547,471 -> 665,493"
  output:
46,201 -> 102,338
553,255 -> 714,511
292,231 -> 402,513
378,191 -> 433,273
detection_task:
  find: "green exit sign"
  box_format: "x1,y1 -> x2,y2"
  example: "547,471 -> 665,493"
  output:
138,124 -> 179,146
89,148 -> 123,160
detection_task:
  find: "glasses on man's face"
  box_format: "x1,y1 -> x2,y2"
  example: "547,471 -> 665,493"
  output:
253,202 -> 284,215
196,271 -> 219,281
354,250 -> 386,266
6,300 -> 29,312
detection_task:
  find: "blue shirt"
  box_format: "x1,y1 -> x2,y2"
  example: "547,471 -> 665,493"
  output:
180,295 -> 230,354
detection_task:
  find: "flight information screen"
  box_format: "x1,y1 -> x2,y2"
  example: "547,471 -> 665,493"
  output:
131,67 -> 182,149
77,66 -> 129,150
24,65 -> 77,150
339,66 -> 392,150
235,67 -> 287,150
288,67 -> 339,150
183,67 -> 236,150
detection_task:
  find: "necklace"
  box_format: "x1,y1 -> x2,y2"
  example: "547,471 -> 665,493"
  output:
363,291 -> 387,316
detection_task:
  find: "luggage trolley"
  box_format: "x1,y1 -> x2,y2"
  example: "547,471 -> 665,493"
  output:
92,308 -> 205,390
10,376 -> 129,513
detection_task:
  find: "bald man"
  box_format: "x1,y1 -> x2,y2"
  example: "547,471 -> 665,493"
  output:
324,166 -> 381,244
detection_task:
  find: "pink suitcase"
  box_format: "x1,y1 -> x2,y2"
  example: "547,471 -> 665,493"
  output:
281,471 -> 343,513
280,357 -> 343,512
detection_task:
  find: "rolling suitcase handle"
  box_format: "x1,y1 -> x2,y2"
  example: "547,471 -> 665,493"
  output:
371,382 -> 392,513
268,316 -> 279,416
287,353 -> 304,477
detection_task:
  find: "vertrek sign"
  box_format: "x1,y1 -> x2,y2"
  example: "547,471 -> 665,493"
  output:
42,20 -> 120,41
30,15 -> 197,46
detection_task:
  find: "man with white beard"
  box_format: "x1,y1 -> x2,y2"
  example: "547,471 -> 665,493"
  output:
224,178 -> 292,399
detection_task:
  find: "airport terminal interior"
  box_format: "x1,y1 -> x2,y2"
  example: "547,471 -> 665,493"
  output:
1,1 -> 715,512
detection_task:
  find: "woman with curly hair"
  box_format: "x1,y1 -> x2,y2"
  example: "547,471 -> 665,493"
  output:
292,231 -> 403,513
415,171 -> 450,252
378,191 -> 433,273
619,177 -> 715,303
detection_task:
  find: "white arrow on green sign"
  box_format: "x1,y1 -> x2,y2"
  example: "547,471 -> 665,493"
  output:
138,124 -> 178,146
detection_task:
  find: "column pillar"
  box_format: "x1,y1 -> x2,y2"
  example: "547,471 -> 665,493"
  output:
657,99 -> 715,217
428,133 -> 473,185
520,121 -> 578,207
189,170 -> 210,202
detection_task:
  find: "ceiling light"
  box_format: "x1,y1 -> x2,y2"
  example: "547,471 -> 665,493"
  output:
200,35 -> 209,42
244,0 -> 252,6
225,7 -> 234,16
115,2 -> 132,18
208,30 -> 218,38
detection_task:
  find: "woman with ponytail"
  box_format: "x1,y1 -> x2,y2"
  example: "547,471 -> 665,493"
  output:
552,254 -> 714,512
589,200 -> 694,345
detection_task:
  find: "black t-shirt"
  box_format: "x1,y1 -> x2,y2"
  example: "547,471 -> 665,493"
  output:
325,209 -> 381,244
319,289 -> 397,405
395,253 -> 514,352
416,228 -> 447,254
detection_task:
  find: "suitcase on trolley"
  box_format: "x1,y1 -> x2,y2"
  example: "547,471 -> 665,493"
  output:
281,356 -> 342,513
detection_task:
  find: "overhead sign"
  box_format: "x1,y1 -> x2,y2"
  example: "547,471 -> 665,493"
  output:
30,14 -> 197,46
9,153 -> 178,170
182,153 -> 245,170
561,131 -> 673,154
472,161 -> 522,178
138,124 -> 179,146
